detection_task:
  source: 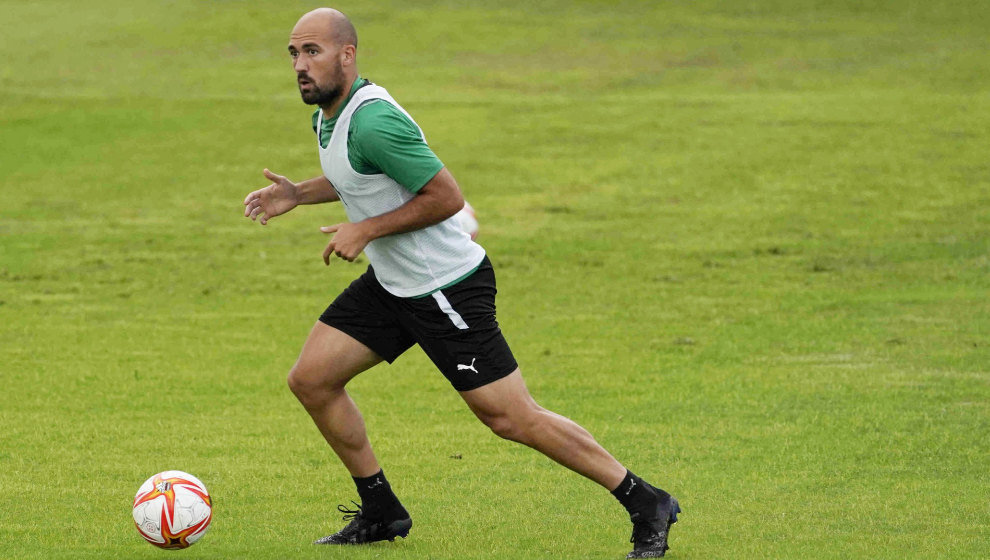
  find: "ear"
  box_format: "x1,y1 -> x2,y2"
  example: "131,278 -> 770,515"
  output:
341,45 -> 356,66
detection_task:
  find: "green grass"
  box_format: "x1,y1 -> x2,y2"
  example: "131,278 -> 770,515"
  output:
1,1 -> 988,558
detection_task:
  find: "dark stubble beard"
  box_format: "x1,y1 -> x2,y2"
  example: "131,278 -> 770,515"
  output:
298,60 -> 345,106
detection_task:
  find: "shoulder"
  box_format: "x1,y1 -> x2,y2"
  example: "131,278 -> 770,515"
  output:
350,99 -> 419,137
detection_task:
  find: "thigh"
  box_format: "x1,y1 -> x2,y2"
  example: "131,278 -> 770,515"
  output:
319,266 -> 416,364
292,322 -> 384,389
458,368 -> 532,419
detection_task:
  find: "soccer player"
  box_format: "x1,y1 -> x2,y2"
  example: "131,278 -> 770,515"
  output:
242,8 -> 680,558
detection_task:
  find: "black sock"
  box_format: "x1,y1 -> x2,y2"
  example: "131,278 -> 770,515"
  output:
611,470 -> 670,519
353,469 -> 407,520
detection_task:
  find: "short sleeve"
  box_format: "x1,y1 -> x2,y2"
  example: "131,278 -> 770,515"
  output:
347,100 -> 444,193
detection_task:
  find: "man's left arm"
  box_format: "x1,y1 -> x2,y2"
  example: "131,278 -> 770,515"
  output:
321,167 -> 464,264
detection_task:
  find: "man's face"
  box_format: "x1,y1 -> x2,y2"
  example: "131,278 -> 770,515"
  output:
288,31 -> 345,106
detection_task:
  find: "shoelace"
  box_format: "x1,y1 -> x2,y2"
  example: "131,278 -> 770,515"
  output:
337,501 -> 363,522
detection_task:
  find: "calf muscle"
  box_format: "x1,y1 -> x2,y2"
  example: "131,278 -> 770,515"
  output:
460,370 -> 627,490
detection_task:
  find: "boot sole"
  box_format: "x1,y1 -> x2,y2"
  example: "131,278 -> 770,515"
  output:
314,516 -> 413,545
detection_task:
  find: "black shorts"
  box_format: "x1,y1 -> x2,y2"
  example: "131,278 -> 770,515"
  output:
318,256 -> 518,391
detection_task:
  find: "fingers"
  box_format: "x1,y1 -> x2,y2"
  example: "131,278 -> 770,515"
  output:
245,183 -> 275,221
246,169 -> 283,217
263,168 -> 285,184
244,196 -> 260,218
321,225 -> 352,264
244,169 -> 282,219
247,198 -> 269,223
243,187 -> 265,208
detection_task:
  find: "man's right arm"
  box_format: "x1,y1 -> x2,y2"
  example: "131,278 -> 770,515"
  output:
294,175 -> 340,205
244,169 -> 339,225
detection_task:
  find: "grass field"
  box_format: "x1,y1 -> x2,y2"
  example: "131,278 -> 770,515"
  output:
2,1 -> 988,558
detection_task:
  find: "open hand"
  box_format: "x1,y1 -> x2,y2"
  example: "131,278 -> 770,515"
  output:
243,169 -> 300,225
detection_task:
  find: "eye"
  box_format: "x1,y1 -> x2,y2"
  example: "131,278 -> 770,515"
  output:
308,49 -> 319,56
289,51 -> 299,58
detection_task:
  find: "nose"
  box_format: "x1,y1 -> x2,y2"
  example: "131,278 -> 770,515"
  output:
293,55 -> 307,73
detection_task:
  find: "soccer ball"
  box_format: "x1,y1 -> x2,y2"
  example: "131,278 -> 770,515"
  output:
455,200 -> 479,240
132,471 -> 213,549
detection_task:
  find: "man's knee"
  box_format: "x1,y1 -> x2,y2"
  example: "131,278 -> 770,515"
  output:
481,409 -> 540,444
287,362 -> 344,408
483,414 -> 516,441
286,366 -> 318,406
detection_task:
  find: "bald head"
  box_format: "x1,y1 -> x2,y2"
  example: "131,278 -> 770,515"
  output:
288,8 -> 359,109
294,8 -> 357,48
